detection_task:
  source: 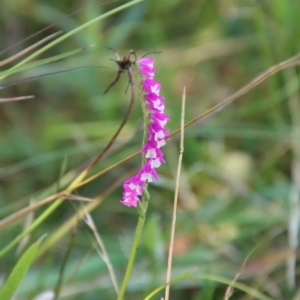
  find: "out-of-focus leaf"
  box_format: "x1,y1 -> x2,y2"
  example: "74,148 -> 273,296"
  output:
0,235 -> 46,300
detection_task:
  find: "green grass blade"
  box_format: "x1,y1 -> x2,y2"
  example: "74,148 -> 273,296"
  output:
0,0 -> 144,80
1,47 -> 91,79
145,273 -> 274,300
0,235 -> 46,300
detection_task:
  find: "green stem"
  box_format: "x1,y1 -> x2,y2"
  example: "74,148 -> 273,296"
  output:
117,62 -> 151,299
117,191 -> 149,300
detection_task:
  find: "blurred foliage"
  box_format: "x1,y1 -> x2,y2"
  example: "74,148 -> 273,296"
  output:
1,0 -> 300,299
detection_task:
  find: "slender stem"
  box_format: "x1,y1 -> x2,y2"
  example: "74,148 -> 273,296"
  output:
54,225 -> 77,300
85,213 -> 119,294
117,193 -> 149,300
0,96 -> 34,102
285,67 -> 300,289
165,87 -> 186,299
0,31 -> 62,67
135,63 -> 150,166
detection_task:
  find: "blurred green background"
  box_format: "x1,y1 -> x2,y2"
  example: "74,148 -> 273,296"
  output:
1,0 -> 300,299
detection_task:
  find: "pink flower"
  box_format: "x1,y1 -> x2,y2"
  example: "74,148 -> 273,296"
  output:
142,79 -> 161,94
145,94 -> 165,112
150,112 -> 169,127
138,161 -> 159,182
120,57 -> 168,207
120,192 -> 140,207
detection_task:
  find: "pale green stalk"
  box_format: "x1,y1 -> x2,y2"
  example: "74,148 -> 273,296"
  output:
117,190 -> 149,300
